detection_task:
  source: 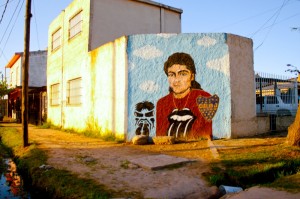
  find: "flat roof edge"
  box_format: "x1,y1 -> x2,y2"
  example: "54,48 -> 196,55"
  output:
134,0 -> 183,13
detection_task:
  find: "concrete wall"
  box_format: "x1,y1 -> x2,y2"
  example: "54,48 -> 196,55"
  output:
256,115 -> 294,134
47,0 -> 90,127
86,36 -> 127,138
126,33 -> 245,140
47,0 -> 181,128
28,51 -> 47,87
227,34 -> 256,138
47,1 -> 254,139
89,0 -> 182,50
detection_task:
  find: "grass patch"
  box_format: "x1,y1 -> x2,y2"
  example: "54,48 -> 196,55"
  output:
206,131 -> 300,192
0,126 -> 123,199
38,122 -> 124,143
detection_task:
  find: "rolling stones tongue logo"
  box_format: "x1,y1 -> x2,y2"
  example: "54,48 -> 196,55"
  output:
196,94 -> 219,121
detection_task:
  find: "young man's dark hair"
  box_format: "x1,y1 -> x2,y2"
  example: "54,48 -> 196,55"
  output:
163,52 -> 202,90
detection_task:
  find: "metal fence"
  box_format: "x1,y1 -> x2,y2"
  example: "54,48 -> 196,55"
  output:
255,72 -> 298,117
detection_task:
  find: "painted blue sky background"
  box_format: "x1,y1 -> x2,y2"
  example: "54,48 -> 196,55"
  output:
126,33 -> 231,140
0,0 -> 299,78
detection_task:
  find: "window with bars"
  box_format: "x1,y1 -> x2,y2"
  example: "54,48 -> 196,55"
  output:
67,78 -> 82,105
52,28 -> 61,51
69,11 -> 82,39
50,83 -> 60,106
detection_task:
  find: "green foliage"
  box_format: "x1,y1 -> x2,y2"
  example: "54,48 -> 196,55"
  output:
120,160 -> 130,169
38,120 -> 124,143
206,133 -> 300,192
0,80 -> 13,98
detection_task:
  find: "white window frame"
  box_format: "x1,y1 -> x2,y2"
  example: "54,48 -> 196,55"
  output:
52,28 -> 61,51
67,77 -> 82,105
69,11 -> 82,39
50,83 -> 60,106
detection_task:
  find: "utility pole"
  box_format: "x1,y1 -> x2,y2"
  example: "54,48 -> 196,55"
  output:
22,0 -> 32,147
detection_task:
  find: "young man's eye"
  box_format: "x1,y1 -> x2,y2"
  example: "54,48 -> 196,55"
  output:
179,72 -> 188,76
168,73 -> 175,77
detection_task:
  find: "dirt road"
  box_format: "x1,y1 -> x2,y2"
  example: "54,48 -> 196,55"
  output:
2,123 -> 219,198
2,123 -> 300,199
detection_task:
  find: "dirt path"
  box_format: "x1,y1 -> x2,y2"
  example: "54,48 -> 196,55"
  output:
2,123 -> 218,198
3,123 -> 300,199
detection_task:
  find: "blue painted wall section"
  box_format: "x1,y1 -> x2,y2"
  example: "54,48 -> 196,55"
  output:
127,33 -> 231,140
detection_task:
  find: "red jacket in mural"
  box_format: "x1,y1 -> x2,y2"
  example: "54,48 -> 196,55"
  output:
156,89 -> 213,140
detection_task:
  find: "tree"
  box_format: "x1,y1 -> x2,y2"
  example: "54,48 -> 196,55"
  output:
286,65 -> 300,146
0,81 -> 12,99
0,80 -> 12,121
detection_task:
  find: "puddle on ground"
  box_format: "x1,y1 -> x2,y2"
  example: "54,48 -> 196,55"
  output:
0,158 -> 31,198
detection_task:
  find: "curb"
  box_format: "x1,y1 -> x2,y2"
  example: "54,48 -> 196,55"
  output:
208,139 -> 220,159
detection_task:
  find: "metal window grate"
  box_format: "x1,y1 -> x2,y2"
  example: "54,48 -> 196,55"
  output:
50,83 -> 60,106
69,11 -> 82,39
67,78 -> 82,105
255,72 -> 298,116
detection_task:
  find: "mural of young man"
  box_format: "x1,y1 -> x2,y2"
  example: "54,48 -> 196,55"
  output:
156,52 -> 219,140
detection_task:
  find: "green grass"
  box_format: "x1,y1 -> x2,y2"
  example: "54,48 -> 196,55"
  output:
0,126 -> 121,199
206,132 -> 300,192
38,122 -> 124,143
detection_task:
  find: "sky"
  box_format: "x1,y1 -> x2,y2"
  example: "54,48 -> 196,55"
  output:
0,0 -> 299,79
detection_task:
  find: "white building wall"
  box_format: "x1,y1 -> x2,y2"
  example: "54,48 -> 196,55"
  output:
8,51 -> 47,88
47,0 -> 181,130
47,0 -> 90,127
9,59 -> 22,88
86,36 -> 127,138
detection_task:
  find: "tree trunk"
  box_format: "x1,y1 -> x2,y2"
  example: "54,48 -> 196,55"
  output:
286,75 -> 300,146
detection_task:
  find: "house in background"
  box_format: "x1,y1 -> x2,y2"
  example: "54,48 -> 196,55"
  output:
47,0 -> 182,132
5,50 -> 47,124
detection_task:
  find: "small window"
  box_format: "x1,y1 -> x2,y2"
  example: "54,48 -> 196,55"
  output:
67,78 -> 82,105
52,28 -> 61,51
266,96 -> 278,104
50,83 -> 60,106
69,11 -> 82,39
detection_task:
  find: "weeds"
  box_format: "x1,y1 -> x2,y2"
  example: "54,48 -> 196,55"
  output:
206,132 -> 300,192
120,160 -> 130,169
38,122 -> 124,143
0,126 -> 116,198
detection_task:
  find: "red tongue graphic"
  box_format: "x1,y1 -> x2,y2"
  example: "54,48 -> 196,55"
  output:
196,94 -> 219,121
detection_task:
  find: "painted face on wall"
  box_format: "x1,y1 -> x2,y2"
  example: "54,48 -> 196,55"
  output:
134,101 -> 155,136
167,64 -> 195,98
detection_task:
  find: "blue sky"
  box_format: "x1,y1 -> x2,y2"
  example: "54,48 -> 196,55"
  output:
0,0 -> 299,78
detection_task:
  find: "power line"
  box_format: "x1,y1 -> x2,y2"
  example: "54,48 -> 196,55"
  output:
2,0 -> 24,51
0,0 -> 17,7
0,0 -> 22,46
253,12 -> 300,33
250,0 -> 289,38
210,5 -> 284,32
253,0 -> 290,52
0,0 -> 10,24
0,0 -> 24,60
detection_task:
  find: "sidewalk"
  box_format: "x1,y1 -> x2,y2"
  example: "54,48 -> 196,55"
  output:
1,122 -> 300,199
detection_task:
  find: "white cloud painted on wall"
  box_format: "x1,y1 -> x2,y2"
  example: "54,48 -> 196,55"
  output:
206,54 -> 230,75
133,45 -> 163,60
157,33 -> 177,38
139,80 -> 159,93
197,36 -> 217,47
